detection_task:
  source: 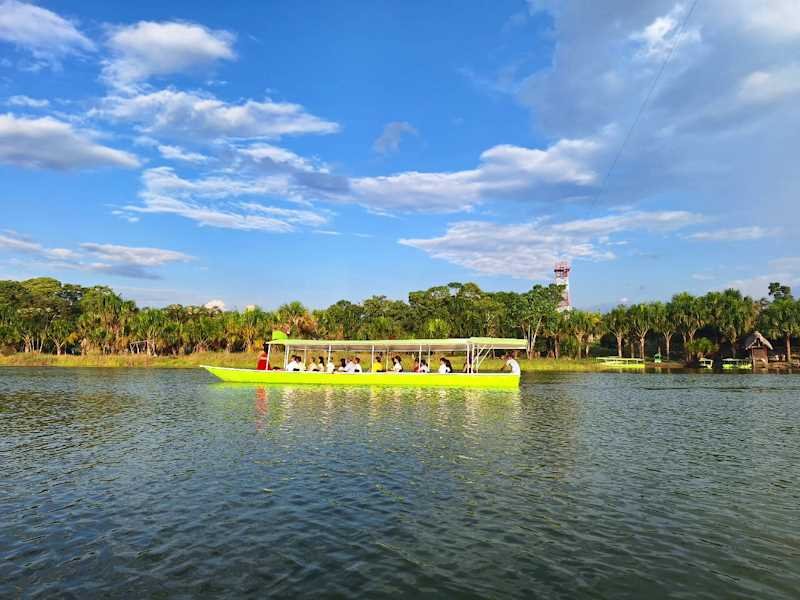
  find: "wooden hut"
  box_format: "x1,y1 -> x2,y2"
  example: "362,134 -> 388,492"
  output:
743,331 -> 773,367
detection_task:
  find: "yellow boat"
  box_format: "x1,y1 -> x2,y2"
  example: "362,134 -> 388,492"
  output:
202,336 -> 526,389
595,356 -> 646,369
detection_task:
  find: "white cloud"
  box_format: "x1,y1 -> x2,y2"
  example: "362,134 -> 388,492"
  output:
686,226 -> 774,241
141,166 -> 291,200
96,89 -> 339,140
235,143 -> 316,171
725,0 -> 800,40
80,243 -> 193,266
373,121 -> 418,154
738,65 -> 800,105
0,113 -> 140,169
158,144 -> 209,163
400,210 -> 702,279
103,21 -> 235,86
351,133 -> 606,212
0,0 -> 94,65
630,3 -> 702,62
0,231 -> 191,279
128,167 -> 331,232
7,95 -> 49,108
0,230 -> 78,260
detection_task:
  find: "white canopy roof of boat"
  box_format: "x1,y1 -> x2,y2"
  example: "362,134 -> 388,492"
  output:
266,337 -> 527,353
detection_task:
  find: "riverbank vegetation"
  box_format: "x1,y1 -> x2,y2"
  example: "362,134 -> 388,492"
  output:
1,278 -> 798,366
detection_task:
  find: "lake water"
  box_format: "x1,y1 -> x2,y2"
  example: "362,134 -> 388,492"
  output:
1,368 -> 799,599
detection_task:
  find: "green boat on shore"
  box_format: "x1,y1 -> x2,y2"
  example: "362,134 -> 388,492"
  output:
202,336 -> 526,388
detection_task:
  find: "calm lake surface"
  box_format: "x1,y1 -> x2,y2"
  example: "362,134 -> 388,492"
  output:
1,369 -> 799,599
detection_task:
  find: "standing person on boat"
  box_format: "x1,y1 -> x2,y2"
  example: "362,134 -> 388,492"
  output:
392,356 -> 403,372
372,354 -> 384,372
503,353 -> 521,375
256,344 -> 269,371
438,357 -> 452,374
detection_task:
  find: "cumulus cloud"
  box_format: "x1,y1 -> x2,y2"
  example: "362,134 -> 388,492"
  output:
738,65 -> 800,105
373,121 -> 418,154
95,89 -> 340,140
158,144 -> 209,164
0,0 -> 95,66
7,95 -> 49,108
103,21 -> 235,87
127,167 -> 331,232
351,132 -> 607,212
0,231 -> 192,279
0,113 -> 140,169
400,210 -> 702,279
630,3 -> 702,62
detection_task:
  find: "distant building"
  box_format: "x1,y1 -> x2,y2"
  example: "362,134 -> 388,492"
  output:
554,262 -> 572,312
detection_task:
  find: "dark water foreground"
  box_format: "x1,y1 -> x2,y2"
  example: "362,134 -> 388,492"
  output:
1,369 -> 798,599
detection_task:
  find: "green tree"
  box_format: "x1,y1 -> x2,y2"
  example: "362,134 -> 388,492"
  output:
760,298 -> 800,361
651,301 -> 676,360
671,293 -> 705,360
628,303 -> 654,359
603,305 -> 629,357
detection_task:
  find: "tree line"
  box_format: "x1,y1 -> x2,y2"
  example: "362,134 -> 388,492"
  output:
1,278 -> 798,363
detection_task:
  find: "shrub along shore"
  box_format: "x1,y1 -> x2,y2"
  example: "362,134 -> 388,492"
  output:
0,351 -> 688,371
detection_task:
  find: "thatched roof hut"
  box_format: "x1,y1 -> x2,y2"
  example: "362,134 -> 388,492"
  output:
743,331 -> 773,366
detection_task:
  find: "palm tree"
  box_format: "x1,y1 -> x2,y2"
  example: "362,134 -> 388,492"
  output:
603,306 -> 629,357
713,289 -> 759,357
652,301 -> 676,360
760,298 -> 800,361
628,303 -> 654,359
671,293 -> 705,360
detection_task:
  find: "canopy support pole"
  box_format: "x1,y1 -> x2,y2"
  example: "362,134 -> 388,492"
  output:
371,345 -> 375,372
266,344 -> 271,370
327,345 -> 331,369
284,344 -> 290,369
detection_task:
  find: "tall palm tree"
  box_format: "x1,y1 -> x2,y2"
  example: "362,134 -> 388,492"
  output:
651,301 -> 676,360
628,303 -> 654,359
671,293 -> 705,360
603,306 -> 628,357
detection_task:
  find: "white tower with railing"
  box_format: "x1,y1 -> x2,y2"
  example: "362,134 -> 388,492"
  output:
554,262 -> 572,312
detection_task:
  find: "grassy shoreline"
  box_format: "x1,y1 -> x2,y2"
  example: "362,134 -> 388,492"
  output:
0,352 -> 687,371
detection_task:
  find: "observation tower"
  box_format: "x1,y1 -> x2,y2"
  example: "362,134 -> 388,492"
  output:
554,262 -> 572,312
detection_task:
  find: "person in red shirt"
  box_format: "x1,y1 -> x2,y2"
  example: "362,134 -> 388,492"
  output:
256,344 -> 269,370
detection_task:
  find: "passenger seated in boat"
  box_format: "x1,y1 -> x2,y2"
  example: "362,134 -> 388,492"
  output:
503,353 -> 521,375
326,357 -> 335,373
308,357 -> 321,372
337,358 -> 348,372
287,355 -> 301,371
392,356 -> 403,372
345,357 -> 362,373
412,359 -> 420,372
419,360 -> 430,373
438,357 -> 452,374
372,354 -> 384,372
257,344 -> 268,371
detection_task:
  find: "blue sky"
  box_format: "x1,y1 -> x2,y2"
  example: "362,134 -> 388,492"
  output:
1,0 -> 799,310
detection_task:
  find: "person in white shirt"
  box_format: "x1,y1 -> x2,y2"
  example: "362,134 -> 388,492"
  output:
344,357 -> 357,373
353,357 -> 363,373
418,360 -> 430,373
326,358 -> 335,373
504,354 -> 521,375
287,356 -> 301,371
438,357 -> 452,374
392,356 -> 403,372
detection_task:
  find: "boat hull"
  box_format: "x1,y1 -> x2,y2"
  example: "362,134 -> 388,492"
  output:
201,366 -> 520,388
